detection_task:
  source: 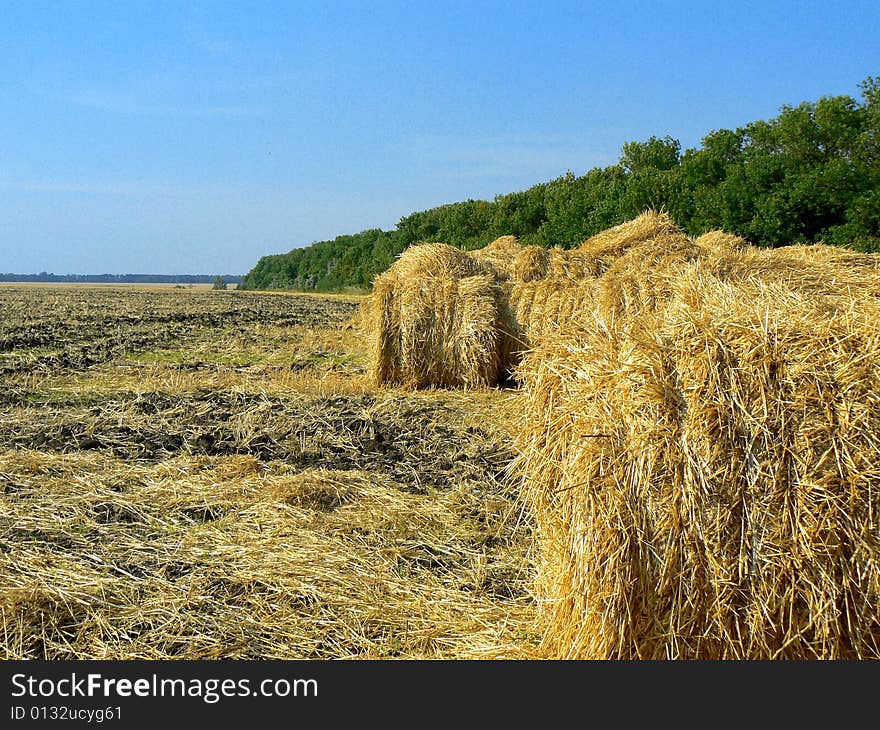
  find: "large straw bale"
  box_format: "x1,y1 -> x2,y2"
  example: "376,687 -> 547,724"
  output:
597,231 -> 707,317
772,242 -> 880,268
369,213 -> 880,391
470,235 -> 523,280
391,242 -> 490,281
493,280 -> 539,376
369,273 -> 402,386
578,210 -> 679,273
702,244 -> 880,296
509,280 -> 596,346
367,215 -> 755,388
695,230 -> 748,252
508,216 -> 708,344
499,279 -> 600,376
517,267 -> 880,659
370,268 -> 503,388
546,247 -> 601,280
513,246 -> 550,282
401,272 -> 501,389
449,273 -> 506,387
368,243 -> 501,387
594,227 -> 754,318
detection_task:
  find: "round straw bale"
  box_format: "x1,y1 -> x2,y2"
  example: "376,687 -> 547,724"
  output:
347,295 -> 376,332
704,244 -> 880,295
513,246 -> 550,282
597,231 -> 707,317
546,247 -> 600,280
366,242 -> 499,386
516,266 -> 880,659
392,242 -> 490,281
368,271 -> 405,386
578,210 -> 680,273
469,235 -> 523,280
370,267 -> 504,388
694,230 -> 748,253
451,274 -> 506,387
508,279 -> 597,348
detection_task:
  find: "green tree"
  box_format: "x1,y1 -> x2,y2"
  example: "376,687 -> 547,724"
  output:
239,77 -> 880,290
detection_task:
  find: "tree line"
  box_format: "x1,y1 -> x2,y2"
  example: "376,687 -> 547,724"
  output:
240,77 -> 880,292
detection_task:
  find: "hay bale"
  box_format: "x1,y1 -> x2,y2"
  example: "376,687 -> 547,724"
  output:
517,266 -> 880,659
367,235 -> 584,387
364,244 -> 502,388
513,246 -> 550,282
398,272 -> 504,388
369,214 -> 870,390
348,295 -> 376,332
509,280 -> 595,345
366,215 -> 753,388
771,242 -> 880,268
470,235 -> 523,280
452,274 -> 506,386
578,210 -> 679,273
391,242 -> 490,281
695,230 -> 748,252
702,243 -> 880,296
597,231 -> 735,318
546,247 -> 601,280
504,217 -> 712,355
369,271 -> 404,386
496,279 -> 599,377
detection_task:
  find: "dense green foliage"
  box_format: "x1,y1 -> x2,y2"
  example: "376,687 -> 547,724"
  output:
240,78 -> 880,292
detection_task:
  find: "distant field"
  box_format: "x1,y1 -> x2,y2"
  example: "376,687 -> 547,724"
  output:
0,285 -> 535,659
0,282 -> 230,290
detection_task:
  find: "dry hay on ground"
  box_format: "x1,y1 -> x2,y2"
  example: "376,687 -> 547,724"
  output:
0,392 -> 536,659
0,286 -> 538,660
516,265 -> 880,659
0,453 -> 533,659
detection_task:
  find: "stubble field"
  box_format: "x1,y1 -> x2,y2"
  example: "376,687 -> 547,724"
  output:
0,285 -> 536,659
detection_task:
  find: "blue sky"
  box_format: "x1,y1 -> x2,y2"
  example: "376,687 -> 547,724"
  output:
0,1 -> 877,274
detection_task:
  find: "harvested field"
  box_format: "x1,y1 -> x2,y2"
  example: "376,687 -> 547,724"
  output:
0,286 -> 536,659
0,287 -> 355,377
8,215 -> 880,662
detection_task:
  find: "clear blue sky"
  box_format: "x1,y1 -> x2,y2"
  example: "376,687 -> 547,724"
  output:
1,1 -> 877,274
